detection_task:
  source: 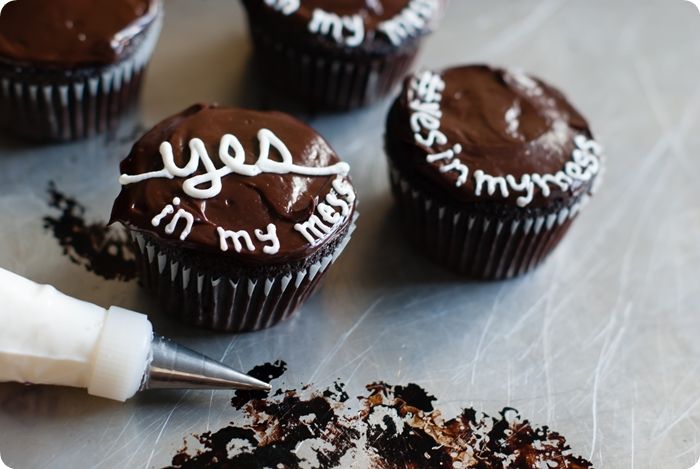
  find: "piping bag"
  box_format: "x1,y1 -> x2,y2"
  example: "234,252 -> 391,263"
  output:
0,267 -> 270,401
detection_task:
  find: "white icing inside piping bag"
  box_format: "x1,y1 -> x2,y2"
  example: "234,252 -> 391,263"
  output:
0,267 -> 270,402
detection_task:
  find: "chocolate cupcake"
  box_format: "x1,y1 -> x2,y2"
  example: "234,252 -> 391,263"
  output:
110,104 -> 358,331
0,0 -> 163,141
385,65 -> 603,279
240,0 -> 445,111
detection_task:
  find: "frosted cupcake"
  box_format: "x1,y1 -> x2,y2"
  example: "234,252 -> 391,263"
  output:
110,104 -> 358,331
385,65 -> 603,279
0,0 -> 163,141
240,0 -> 446,111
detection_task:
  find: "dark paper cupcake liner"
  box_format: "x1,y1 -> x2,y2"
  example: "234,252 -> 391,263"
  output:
0,11 -> 162,141
389,164 -> 593,279
129,213 -> 358,332
247,26 -> 420,111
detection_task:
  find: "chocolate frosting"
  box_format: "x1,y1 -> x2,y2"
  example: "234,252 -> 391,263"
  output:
0,0 -> 158,67
110,104 -> 356,266
386,64 -> 599,210
291,0 -> 407,19
245,0 -> 443,52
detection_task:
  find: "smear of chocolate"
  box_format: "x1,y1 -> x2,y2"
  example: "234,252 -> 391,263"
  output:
391,382 -> 435,412
168,363 -> 593,469
43,182 -> 136,281
323,381 -> 349,404
362,384 -> 592,469
230,360 -> 287,410
173,360 -> 358,469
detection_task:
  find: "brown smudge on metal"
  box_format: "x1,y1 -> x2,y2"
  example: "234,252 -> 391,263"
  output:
230,360 -> 288,410
168,363 -> 594,469
43,182 -> 136,281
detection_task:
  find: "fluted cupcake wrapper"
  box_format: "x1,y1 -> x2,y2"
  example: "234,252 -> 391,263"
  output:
129,214 -> 358,332
249,28 -> 420,111
0,11 -> 163,141
389,164 -> 593,280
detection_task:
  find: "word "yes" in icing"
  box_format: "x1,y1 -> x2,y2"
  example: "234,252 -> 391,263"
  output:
264,0 -> 299,15
308,9 -> 364,47
151,197 -> 194,241
409,70 -> 603,207
378,0 -> 439,46
119,129 -> 350,199
409,70 -> 469,186
295,177 -> 356,245
218,223 -> 280,255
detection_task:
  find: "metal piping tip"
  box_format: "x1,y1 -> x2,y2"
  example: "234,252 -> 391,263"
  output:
141,336 -> 271,392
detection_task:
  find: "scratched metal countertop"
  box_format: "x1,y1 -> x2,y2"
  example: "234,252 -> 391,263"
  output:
1,0 -> 699,467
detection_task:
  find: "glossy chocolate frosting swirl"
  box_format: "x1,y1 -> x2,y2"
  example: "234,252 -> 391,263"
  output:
0,0 -> 159,67
386,65 -> 599,210
110,104 -> 356,266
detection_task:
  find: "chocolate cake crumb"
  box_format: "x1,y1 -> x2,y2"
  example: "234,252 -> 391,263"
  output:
43,182 -> 136,281
168,363 -> 593,469
323,381 -> 349,403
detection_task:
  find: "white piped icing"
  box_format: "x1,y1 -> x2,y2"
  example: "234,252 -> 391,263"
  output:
264,0 -> 299,15
119,129 -> 350,200
123,124 -> 354,255
377,0 -> 440,46
151,201 -> 175,226
217,227 -> 256,253
151,197 -> 194,241
271,0 -> 439,48
294,176 -> 356,245
407,69 -> 603,208
308,9 -> 365,47
474,170 -> 509,198
408,70 -> 470,187
255,224 -> 281,255
216,222 -> 281,255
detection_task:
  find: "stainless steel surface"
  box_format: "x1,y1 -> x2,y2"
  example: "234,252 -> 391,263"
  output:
145,336 -> 271,392
0,0 -> 699,467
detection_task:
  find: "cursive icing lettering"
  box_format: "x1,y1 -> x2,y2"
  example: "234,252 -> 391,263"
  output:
408,69 -> 603,206
378,0 -> 439,46
216,223 -> 281,255
119,129 -> 350,200
294,176 -> 356,245
151,197 -> 194,241
263,0 -> 299,15
308,9 -> 365,47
